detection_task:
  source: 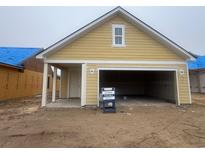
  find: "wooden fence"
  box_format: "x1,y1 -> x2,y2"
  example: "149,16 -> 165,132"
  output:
0,67 -> 59,101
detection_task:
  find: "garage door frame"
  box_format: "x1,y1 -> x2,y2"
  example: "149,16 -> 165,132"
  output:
97,67 -> 180,106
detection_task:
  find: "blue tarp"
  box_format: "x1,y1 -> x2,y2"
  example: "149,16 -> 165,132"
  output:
188,56 -> 205,70
0,47 -> 42,68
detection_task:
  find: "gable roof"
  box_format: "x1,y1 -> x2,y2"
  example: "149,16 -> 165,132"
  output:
0,47 -> 43,69
188,55 -> 205,70
36,6 -> 195,60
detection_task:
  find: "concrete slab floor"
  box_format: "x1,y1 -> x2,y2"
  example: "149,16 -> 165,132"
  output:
116,96 -> 176,107
46,96 -> 175,108
46,98 -> 81,108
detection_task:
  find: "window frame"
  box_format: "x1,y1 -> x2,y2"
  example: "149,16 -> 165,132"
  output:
112,24 -> 125,47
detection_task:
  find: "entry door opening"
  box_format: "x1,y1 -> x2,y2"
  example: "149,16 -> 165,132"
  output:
99,70 -> 178,105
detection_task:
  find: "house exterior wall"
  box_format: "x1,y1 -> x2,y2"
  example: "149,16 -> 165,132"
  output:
60,68 -> 68,98
46,15 -> 191,105
199,72 -> 205,93
68,67 -> 81,98
190,71 -> 200,93
190,70 -> 205,93
85,63 -> 190,105
59,66 -> 82,99
23,57 -> 44,73
47,16 -> 184,62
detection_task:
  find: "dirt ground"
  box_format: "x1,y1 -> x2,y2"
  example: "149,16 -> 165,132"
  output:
0,94 -> 205,148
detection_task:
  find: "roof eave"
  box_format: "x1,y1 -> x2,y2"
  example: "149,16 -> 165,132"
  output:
118,9 -> 195,60
21,48 -> 44,63
36,7 -> 121,59
0,62 -> 24,70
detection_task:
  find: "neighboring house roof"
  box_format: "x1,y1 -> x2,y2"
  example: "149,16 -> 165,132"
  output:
188,56 -> 205,70
36,6 -> 195,60
0,47 -> 43,69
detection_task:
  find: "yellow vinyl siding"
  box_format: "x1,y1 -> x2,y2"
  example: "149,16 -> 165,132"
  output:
178,65 -> 190,103
60,68 -> 68,98
47,16 -> 184,61
86,63 -> 190,105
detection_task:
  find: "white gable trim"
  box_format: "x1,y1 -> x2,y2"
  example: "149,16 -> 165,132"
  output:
36,7 -> 195,60
45,59 -> 186,65
36,7 -> 120,59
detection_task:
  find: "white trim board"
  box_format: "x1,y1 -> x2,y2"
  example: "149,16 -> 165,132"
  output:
186,63 -> 192,104
175,70 -> 180,106
98,67 -> 177,71
81,64 -> 87,106
97,67 -> 180,106
59,69 -> 62,98
36,7 -> 195,60
67,70 -> 70,98
44,59 -> 186,65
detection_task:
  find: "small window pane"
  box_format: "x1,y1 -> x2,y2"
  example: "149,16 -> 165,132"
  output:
115,36 -> 122,44
115,28 -> 122,35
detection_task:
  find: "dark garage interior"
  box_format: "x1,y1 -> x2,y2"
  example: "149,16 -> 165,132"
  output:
99,70 -> 177,104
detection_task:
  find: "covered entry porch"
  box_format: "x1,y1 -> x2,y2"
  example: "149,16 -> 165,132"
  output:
41,63 -> 86,108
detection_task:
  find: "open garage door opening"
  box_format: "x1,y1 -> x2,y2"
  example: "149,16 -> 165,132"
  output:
99,69 -> 178,105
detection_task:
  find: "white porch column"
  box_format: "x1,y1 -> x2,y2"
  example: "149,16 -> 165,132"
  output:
59,69 -> 62,98
81,63 -> 87,106
52,67 -> 57,102
42,63 -> 48,107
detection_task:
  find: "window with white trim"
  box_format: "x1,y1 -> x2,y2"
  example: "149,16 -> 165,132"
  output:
112,24 -> 125,47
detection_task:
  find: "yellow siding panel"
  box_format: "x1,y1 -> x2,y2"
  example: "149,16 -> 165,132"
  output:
61,68 -> 68,98
48,16 -> 184,61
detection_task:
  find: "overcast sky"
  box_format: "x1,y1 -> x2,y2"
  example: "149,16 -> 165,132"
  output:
0,6 -> 204,55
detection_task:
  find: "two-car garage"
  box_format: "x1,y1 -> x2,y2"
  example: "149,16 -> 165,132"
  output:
99,68 -> 179,105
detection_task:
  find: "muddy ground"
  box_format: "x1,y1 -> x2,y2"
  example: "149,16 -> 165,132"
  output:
0,94 -> 205,148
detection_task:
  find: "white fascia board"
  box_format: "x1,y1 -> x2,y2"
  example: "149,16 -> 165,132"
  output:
186,63 -> 192,104
44,59 -> 186,65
